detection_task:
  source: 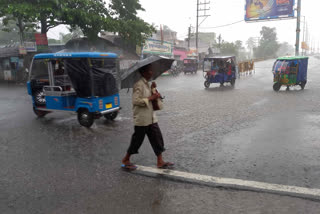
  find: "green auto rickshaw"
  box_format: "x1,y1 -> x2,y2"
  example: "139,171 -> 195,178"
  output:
272,56 -> 308,91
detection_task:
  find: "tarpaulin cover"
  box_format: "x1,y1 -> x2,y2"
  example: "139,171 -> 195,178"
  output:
273,57 -> 308,83
65,58 -> 119,97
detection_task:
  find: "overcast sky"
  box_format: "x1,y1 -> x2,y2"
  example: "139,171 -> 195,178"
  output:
48,0 -> 319,49
137,0 -> 319,48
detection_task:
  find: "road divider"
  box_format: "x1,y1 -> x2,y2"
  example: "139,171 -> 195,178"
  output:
135,165 -> 320,200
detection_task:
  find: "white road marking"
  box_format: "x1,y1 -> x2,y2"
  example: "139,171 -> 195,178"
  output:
135,165 -> 320,199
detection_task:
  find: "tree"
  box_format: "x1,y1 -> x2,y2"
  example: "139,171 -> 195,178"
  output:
217,40 -> 243,57
0,1 -> 36,44
0,0 -> 155,46
109,0 -> 155,45
277,42 -> 294,56
254,26 -> 280,58
246,37 -> 257,58
0,18 -> 35,45
0,19 -> 20,45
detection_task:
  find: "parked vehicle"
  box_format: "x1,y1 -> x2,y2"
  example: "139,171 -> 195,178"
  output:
27,52 -> 121,127
272,56 -> 308,91
203,56 -> 238,88
183,58 -> 198,74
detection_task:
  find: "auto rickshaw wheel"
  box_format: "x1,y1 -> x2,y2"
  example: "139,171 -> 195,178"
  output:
33,89 -> 46,106
104,111 -> 118,120
33,107 -> 48,118
77,109 -> 94,127
300,81 -> 307,90
231,78 -> 236,86
273,83 -> 281,91
204,80 -> 210,88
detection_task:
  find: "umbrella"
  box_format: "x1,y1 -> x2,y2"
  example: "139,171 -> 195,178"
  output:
121,56 -> 174,88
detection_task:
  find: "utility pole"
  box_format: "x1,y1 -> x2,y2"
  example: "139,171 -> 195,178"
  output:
188,25 -> 191,49
196,0 -> 210,55
218,34 -> 221,49
302,16 -> 306,56
295,0 -> 301,56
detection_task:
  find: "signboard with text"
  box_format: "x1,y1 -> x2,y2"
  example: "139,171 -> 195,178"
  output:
142,39 -> 172,56
245,0 -> 295,22
24,42 -> 37,52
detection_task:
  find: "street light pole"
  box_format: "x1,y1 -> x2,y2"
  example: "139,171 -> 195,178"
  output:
295,0 -> 301,56
196,0 -> 199,54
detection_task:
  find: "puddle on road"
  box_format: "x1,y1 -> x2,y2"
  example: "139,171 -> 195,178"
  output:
251,98 -> 269,107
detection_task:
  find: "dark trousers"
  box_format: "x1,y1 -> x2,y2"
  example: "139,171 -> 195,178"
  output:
127,123 -> 165,156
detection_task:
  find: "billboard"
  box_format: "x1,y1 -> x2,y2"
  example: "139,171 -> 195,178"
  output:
142,39 -> 172,56
245,0 -> 295,21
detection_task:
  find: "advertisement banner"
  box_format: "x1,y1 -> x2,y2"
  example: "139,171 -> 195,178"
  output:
24,42 -> 37,52
187,48 -> 198,57
301,42 -> 309,50
19,46 -> 27,55
142,39 -> 172,56
35,33 -> 49,51
245,0 -> 294,21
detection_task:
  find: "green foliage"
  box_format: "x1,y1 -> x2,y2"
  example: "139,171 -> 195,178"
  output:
213,40 -> 243,57
61,0 -> 112,40
0,17 -> 35,45
254,26 -> 280,58
109,0 -> 155,45
0,22 -> 20,45
0,0 -> 155,46
277,42 -> 294,57
110,0 -> 144,19
0,0 -> 37,43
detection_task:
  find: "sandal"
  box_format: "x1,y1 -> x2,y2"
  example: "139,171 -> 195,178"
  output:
121,163 -> 137,170
157,162 -> 174,169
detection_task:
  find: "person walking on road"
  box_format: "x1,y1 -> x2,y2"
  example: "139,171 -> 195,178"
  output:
121,65 -> 174,170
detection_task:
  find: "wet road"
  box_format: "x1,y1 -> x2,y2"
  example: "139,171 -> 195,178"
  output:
2,57 -> 320,213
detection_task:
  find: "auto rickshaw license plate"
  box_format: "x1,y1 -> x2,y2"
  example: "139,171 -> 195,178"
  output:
106,103 -> 112,109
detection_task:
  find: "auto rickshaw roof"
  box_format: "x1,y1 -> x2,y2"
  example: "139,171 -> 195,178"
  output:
276,56 -> 308,60
34,52 -> 118,59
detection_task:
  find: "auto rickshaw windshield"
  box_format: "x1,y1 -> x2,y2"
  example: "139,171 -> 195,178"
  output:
273,60 -> 289,74
30,59 -> 49,79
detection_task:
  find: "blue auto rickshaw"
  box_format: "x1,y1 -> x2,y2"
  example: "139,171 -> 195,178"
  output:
183,58 -> 198,74
272,56 -> 308,91
27,52 -> 120,127
203,56 -> 237,88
